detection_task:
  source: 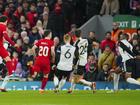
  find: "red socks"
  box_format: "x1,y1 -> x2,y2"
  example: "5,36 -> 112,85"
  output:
6,61 -> 13,75
41,77 -> 48,90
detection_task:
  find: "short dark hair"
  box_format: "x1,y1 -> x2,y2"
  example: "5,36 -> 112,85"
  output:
44,29 -> 52,37
0,15 -> 8,22
75,29 -> 81,38
106,31 -> 111,35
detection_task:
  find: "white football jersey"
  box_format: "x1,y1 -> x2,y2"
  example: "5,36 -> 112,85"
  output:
74,38 -> 88,66
118,39 -> 133,62
0,42 -> 9,64
57,43 -> 76,71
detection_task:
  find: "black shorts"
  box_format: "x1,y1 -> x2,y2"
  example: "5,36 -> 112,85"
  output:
74,65 -> 85,75
55,69 -> 72,79
124,59 -> 135,73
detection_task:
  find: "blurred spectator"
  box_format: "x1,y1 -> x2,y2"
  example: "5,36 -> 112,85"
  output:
36,0 -> 46,16
22,36 -> 32,55
36,20 -> 44,36
74,0 -> 87,26
11,51 -> 19,72
68,24 -> 77,44
42,12 -> 49,29
3,6 -> 13,24
84,54 -> 98,81
119,0 -> 130,14
100,31 -> 116,52
43,5 -> 49,14
111,22 -> 123,42
53,36 -> 60,65
0,2 -> 4,14
21,31 -> 28,40
130,0 -> 140,16
13,32 -> 20,42
29,26 -> 41,44
87,0 -> 103,19
22,0 -> 30,13
88,31 -> 99,45
136,28 -> 140,42
62,0 -> 75,32
92,41 -> 102,60
52,0 -> 65,39
100,0 -> 120,16
97,64 -> 111,81
98,45 -> 116,70
15,62 -> 22,77
26,3 -> 38,28
13,6 -> 24,29
21,48 -> 34,77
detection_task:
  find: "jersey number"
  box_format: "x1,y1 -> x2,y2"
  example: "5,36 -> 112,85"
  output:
80,43 -> 88,55
39,46 -> 49,56
64,49 -> 71,59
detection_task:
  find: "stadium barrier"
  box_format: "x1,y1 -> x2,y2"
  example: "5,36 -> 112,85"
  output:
0,81 -> 140,91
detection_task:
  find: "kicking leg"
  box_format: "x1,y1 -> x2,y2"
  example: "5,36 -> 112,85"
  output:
53,75 -> 59,92
113,73 -> 120,91
68,76 -> 76,93
79,78 -> 96,93
0,76 -> 10,92
58,77 -> 66,90
40,74 -> 49,93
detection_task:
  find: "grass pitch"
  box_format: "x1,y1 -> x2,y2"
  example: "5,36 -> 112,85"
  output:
0,90 -> 139,105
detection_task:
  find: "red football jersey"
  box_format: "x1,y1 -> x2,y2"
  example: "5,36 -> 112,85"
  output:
0,23 -> 7,46
0,23 -> 15,47
35,38 -> 54,61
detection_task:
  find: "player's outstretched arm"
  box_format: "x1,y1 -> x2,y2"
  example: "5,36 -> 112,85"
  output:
3,32 -> 15,46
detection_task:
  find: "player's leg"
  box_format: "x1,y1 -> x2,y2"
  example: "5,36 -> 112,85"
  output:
126,73 -> 140,85
68,75 -> 76,93
40,64 -> 50,93
58,77 -> 66,90
77,66 -> 96,92
0,73 -> 19,92
53,69 -> 61,92
58,71 -> 71,90
0,75 -> 10,92
124,60 -> 140,85
40,73 -> 49,93
4,57 -> 13,75
53,75 -> 59,91
113,73 -> 120,92
0,48 -> 14,91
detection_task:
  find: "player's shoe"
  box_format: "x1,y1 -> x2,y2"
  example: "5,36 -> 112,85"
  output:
67,89 -> 73,94
39,89 -> 45,94
54,88 -> 59,93
91,82 -> 96,93
106,90 -> 119,94
54,85 -> 59,93
0,88 -> 7,92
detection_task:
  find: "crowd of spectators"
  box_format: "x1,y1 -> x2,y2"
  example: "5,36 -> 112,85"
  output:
0,0 -> 139,82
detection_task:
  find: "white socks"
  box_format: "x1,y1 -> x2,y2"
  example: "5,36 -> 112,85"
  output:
0,76 -> 10,89
53,76 -> 59,87
53,76 -> 66,90
80,79 -> 92,86
113,73 -> 120,91
58,79 -> 66,90
70,78 -> 76,90
126,78 -> 140,85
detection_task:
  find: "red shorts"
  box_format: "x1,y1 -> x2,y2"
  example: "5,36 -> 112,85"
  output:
0,46 -> 9,58
32,58 -> 50,74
